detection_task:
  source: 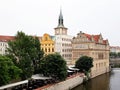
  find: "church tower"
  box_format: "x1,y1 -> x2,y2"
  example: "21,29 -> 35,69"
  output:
54,10 -> 68,35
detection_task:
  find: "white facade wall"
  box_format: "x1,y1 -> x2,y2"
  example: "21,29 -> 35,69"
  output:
0,41 -> 8,55
55,35 -> 73,64
110,46 -> 120,53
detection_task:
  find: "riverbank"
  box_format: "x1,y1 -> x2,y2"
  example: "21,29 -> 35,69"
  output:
72,68 -> 120,90
35,70 -> 109,90
36,73 -> 84,90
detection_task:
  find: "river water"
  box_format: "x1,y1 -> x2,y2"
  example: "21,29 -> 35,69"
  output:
72,68 -> 120,90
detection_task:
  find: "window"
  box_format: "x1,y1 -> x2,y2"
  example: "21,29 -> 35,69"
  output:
48,48 -> 50,52
45,48 -> 47,52
98,53 -> 104,59
52,48 -> 54,52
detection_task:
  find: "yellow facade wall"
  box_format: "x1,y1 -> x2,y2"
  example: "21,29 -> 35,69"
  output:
40,33 -> 55,55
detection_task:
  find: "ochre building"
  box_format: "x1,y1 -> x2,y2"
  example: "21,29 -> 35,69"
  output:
72,31 -> 110,78
40,33 -> 55,55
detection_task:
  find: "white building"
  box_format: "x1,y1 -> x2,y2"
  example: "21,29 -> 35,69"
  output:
54,10 -> 73,65
110,46 -> 120,53
0,35 -> 14,55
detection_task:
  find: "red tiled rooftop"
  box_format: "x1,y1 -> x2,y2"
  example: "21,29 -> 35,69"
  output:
0,35 -> 15,42
93,35 -> 100,43
84,33 -> 100,43
84,33 -> 92,40
103,40 -> 107,44
84,33 -> 107,44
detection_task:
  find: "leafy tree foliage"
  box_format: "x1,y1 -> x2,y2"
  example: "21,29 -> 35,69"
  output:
118,52 -> 120,58
7,31 -> 44,79
0,55 -> 22,86
110,52 -> 120,58
32,37 -> 44,74
39,53 -> 67,81
75,56 -> 93,72
110,52 -> 117,58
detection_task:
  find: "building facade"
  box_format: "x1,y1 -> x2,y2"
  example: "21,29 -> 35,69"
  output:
72,31 -> 110,78
0,35 -> 14,55
40,33 -> 55,55
54,10 -> 73,64
110,46 -> 120,53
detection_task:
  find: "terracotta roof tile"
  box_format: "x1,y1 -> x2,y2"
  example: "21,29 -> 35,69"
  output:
0,35 -> 15,42
84,33 -> 92,40
84,33 -> 107,44
93,35 -> 100,43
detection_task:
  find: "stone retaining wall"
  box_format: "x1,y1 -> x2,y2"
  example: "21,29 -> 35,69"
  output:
36,74 -> 83,90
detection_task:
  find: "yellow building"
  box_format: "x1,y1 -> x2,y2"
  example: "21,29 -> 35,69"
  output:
40,33 -> 55,55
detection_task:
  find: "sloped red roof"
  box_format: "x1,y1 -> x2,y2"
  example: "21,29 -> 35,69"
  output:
0,35 -> 15,42
84,33 -> 100,43
93,35 -> 100,43
103,40 -> 107,44
84,33 -> 92,40
84,33 -> 107,44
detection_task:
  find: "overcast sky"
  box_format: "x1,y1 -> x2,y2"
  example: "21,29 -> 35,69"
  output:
0,0 -> 120,46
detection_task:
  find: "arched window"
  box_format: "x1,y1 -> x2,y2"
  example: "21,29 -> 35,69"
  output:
45,48 -> 47,52
52,48 -> 54,52
48,48 -> 50,52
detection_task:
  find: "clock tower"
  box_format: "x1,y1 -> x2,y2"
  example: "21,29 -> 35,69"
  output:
54,9 -> 68,35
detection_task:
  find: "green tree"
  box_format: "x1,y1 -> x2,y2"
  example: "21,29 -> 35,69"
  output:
75,56 -> 93,73
117,52 -> 120,58
110,52 -> 117,58
7,31 -> 44,79
39,53 -> 67,81
31,37 -> 44,74
0,55 -> 22,86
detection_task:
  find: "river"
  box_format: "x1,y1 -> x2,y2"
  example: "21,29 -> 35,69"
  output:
72,68 -> 120,90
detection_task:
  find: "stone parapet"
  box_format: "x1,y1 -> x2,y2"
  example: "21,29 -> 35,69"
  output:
36,73 -> 83,90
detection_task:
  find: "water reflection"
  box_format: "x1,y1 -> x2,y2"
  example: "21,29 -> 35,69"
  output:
72,68 -> 120,90
110,68 -> 120,90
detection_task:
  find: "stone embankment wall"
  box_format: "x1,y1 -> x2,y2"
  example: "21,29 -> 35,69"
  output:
36,74 -> 83,90
91,66 -> 109,78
